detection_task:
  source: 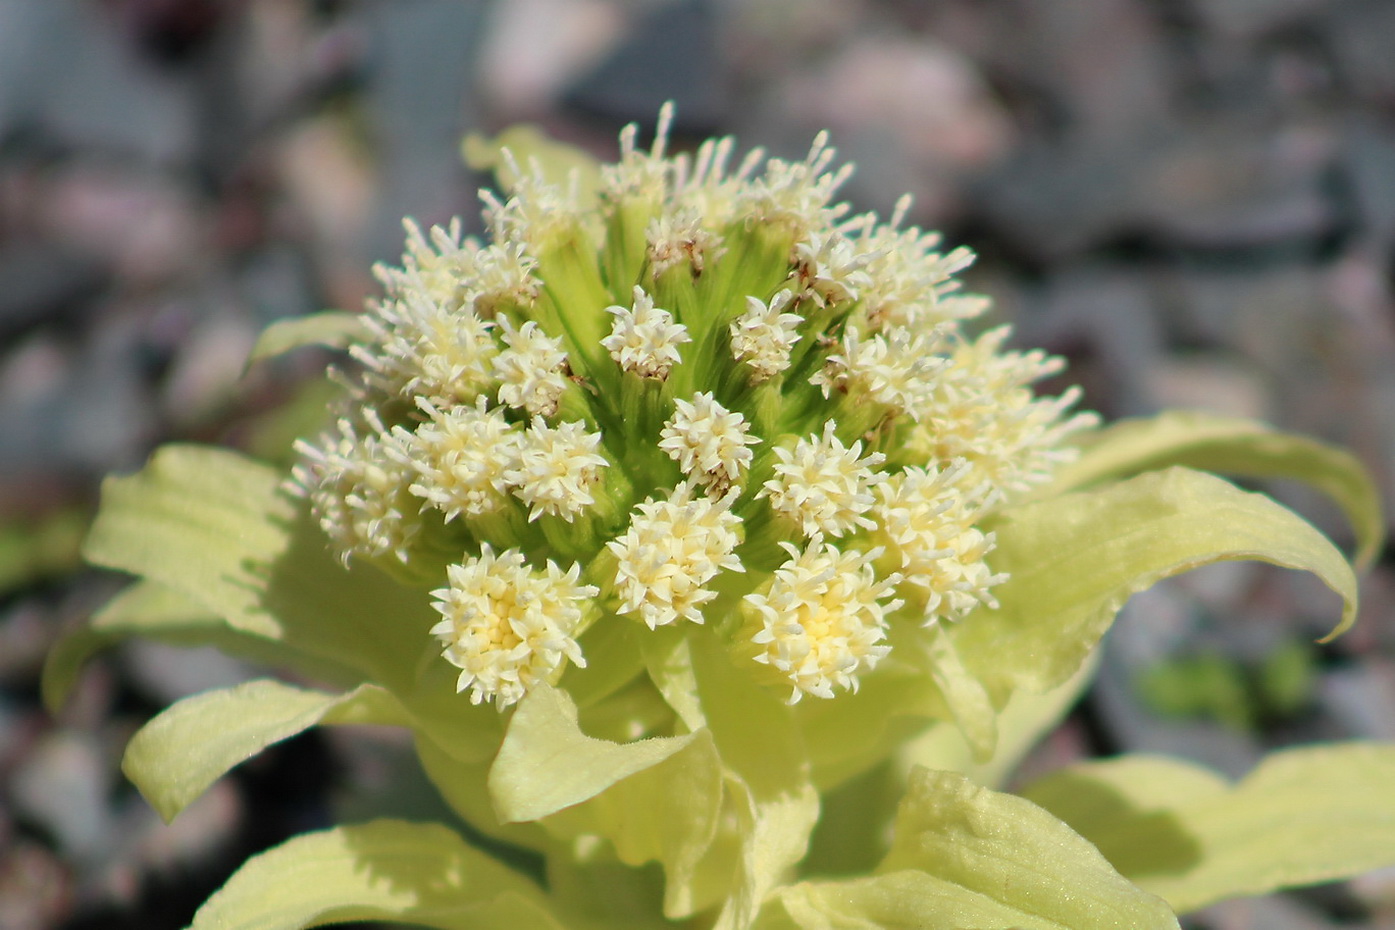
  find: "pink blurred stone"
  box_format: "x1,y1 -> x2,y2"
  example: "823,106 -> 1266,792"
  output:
477,0 -> 625,117
779,34 -> 1013,219
37,165 -> 208,285
0,840 -> 71,930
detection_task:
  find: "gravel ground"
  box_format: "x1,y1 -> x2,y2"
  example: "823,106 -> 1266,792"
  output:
1,2 -> 1392,928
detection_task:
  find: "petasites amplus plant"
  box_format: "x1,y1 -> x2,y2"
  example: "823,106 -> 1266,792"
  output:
47,107 -> 1395,930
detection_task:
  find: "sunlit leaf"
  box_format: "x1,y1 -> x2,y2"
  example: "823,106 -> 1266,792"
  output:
769,766 -> 1180,929
396,657 -> 508,767
413,735 -> 551,854
1022,743 -> 1395,914
925,627 -> 997,762
641,626 -> 706,732
565,619 -> 648,711
801,653 -> 1105,882
490,683 -> 700,823
544,855 -> 680,930
542,731 -> 723,919
794,665 -> 940,792
762,766 -> 1179,929
248,311 -> 369,365
716,774 -> 821,930
82,445 -> 433,689
898,648 -> 1101,790
188,819 -> 566,930
955,467 -> 1359,708
1050,410 -> 1384,568
483,682 -> 725,918
691,634 -> 820,930
84,445 -> 293,639
124,679 -> 409,822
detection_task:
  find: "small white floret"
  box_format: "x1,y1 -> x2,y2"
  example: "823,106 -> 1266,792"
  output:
392,396 -> 522,521
430,545 -> 597,708
758,420 -> 888,538
743,541 -> 901,703
504,418 -> 608,521
606,483 -> 744,629
601,286 -> 690,379
293,409 -> 420,565
729,290 -> 802,381
658,392 -> 760,494
492,319 -> 569,417
872,461 -> 1005,623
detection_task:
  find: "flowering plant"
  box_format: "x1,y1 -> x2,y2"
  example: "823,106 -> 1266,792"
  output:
47,108 -> 1395,930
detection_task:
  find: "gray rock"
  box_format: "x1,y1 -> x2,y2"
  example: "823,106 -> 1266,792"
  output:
361,0 -> 487,265
237,244 -> 320,327
1317,662 -> 1395,742
0,599 -> 58,686
565,0 -> 727,135
115,778 -> 240,880
119,641 -> 256,706
1171,266 -> 1327,371
1190,0 -> 1330,38
0,0 -> 61,139
10,731 -> 114,863
920,0 -> 1170,146
1339,118 -> 1395,249
1092,638 -> 1264,779
1018,266 -> 1166,418
1092,588 -> 1267,779
36,164 -> 210,285
0,244 -> 109,343
979,140 -> 1153,261
0,837 -> 71,930
8,0 -> 199,165
1192,893 -> 1344,930
1137,124 -> 1340,251
1327,0 -> 1395,102
158,313 -> 258,428
54,314 -> 162,475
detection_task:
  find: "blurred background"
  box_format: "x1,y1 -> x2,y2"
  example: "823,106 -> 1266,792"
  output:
1,1 -> 1393,927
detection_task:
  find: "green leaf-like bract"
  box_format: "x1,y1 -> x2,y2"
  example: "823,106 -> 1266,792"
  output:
187,819 -> 565,930
83,445 -> 294,639
955,466 -> 1360,714
760,767 -> 1180,930
248,311 -> 370,365
1022,742 -> 1395,914
1051,410 -> 1384,568
61,429 -> 1380,930
42,580 -> 359,713
124,679 -> 409,823
80,445 -> 431,690
492,684 -> 725,919
491,684 -> 700,823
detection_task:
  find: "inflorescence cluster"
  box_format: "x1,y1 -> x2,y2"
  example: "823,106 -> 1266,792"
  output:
295,106 -> 1096,709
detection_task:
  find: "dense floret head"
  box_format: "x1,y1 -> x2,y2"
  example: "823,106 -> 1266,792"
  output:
295,105 -> 1096,707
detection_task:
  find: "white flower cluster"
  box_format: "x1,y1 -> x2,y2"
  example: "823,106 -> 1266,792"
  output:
602,286 -> 690,379
659,392 -> 759,494
758,421 -> 887,539
729,291 -> 802,382
430,546 -> 596,707
745,543 -> 901,703
295,106 -> 1096,707
607,483 -> 743,629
